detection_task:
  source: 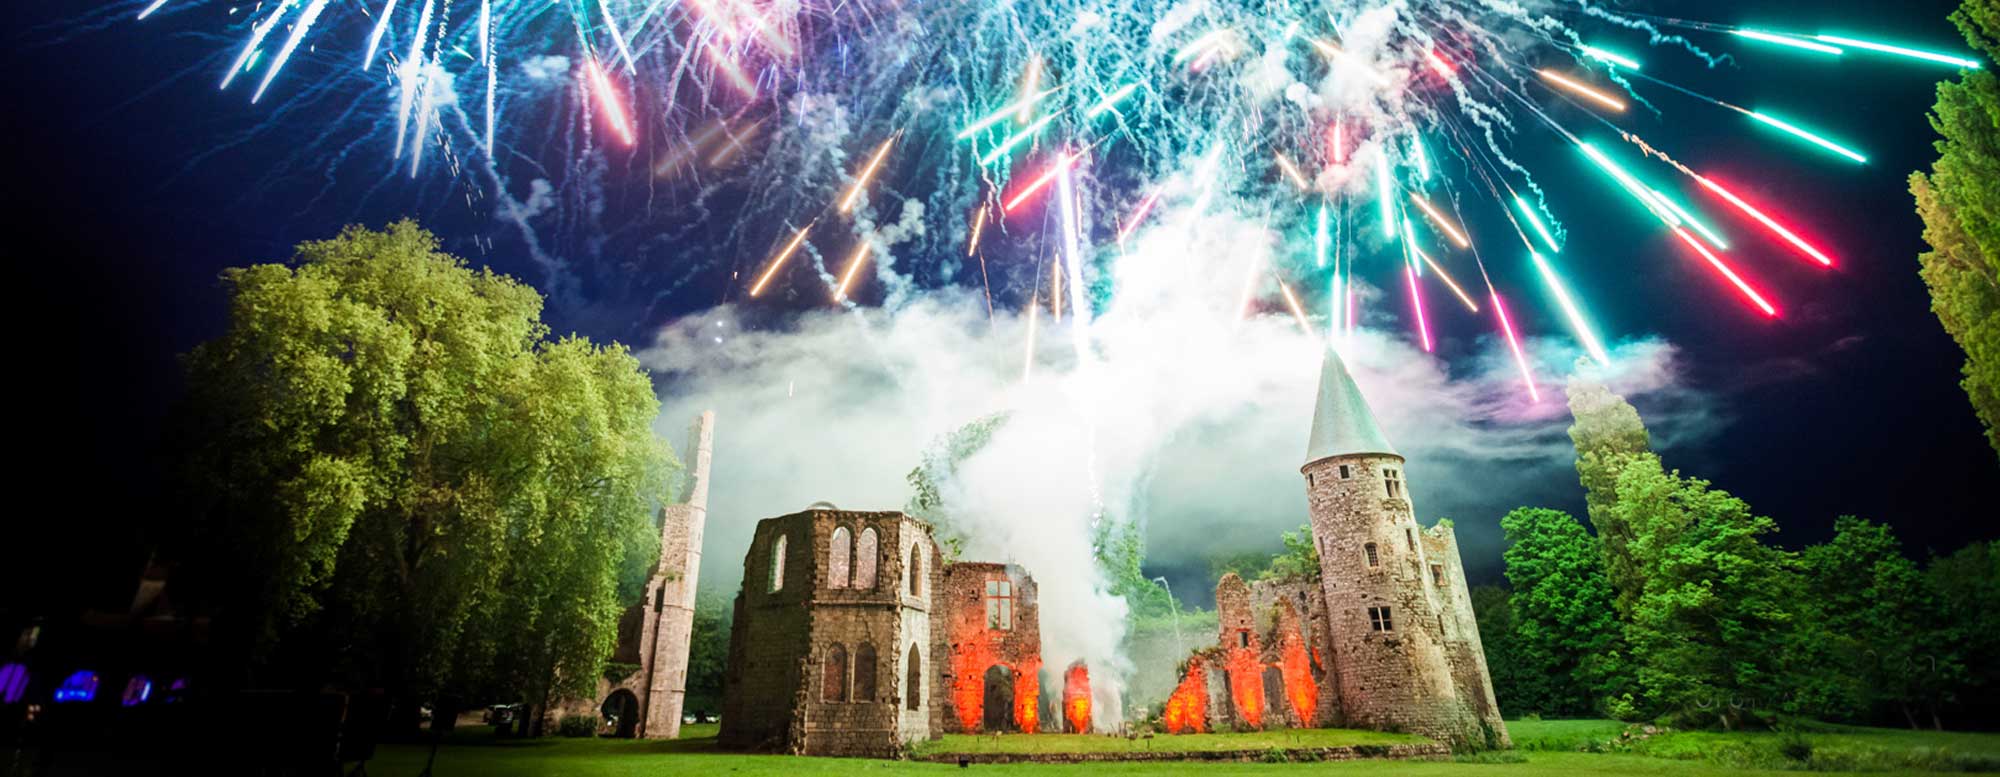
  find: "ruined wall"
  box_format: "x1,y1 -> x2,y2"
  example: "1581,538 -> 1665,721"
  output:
1303,453 -> 1488,745
719,510 -> 945,757
1213,574 -> 1266,729
938,562 -> 1042,734
1250,576 -> 1340,727
645,411 -> 714,738
1422,526 -> 1510,747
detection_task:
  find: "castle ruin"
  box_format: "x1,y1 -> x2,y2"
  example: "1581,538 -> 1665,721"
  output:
1163,348 -> 1508,746
570,411 -> 714,738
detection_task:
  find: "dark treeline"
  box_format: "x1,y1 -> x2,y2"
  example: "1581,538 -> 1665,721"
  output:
1473,376 -> 2000,730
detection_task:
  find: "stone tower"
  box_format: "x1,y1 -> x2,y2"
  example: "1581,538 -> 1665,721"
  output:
719,509 -> 946,756
1299,349 -> 1505,746
643,410 -> 715,738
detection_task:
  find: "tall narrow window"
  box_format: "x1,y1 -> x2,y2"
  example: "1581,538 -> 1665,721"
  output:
1364,542 -> 1379,568
1368,606 -> 1394,632
829,526 -> 853,589
984,579 -> 1013,630
769,535 -> 788,593
1406,528 -> 1417,552
854,643 -> 878,702
905,644 -> 923,710
1339,464 -> 1352,479
907,543 -> 924,596
1431,564 -> 1445,586
854,528 -> 879,590
1385,468 -> 1403,499
823,643 -> 849,702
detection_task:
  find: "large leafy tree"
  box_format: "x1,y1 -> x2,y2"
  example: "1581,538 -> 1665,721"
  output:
1929,542 -> 2000,726
1467,585 -> 1531,716
1799,517 -> 1962,726
1911,0 -> 2000,459
1611,455 -> 1795,729
1497,507 -> 1626,716
1564,375 -> 1654,614
182,222 -> 673,718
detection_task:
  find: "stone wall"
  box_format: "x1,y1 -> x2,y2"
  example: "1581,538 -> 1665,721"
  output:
719,509 -> 946,757
938,562 -> 1042,733
1250,576 -> 1341,727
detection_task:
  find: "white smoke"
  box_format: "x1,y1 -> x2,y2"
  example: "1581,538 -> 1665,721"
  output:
642,155 -> 1706,728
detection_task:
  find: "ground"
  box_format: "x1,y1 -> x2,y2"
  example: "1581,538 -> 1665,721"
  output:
368,720 -> 2000,775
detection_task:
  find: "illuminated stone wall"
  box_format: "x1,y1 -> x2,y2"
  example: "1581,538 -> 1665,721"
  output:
939,562 -> 1043,733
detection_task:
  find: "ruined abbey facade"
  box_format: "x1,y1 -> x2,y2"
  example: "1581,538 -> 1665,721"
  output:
1165,349 -> 1508,746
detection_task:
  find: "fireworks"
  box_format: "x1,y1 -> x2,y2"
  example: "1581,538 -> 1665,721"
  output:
136,0 -> 1979,402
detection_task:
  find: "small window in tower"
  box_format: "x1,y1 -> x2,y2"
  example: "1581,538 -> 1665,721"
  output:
1431,564 -> 1445,586
1339,464 -> 1351,479
1368,606 -> 1394,632
1406,528 -> 1417,552
1240,631 -> 1250,648
769,535 -> 788,593
1307,473 -> 1314,488
854,528 -> 880,590
1364,542 -> 1379,568
1385,468 -> 1403,499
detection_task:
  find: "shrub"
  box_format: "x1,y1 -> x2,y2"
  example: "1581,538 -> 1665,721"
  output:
557,714 -> 599,738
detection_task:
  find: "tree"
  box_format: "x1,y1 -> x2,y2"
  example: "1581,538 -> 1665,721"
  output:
181,222 -> 674,724
1910,0 -> 2000,459
682,587 -> 736,719
1611,455 -> 1795,729
1564,375 -> 1653,615
1799,517 -> 1961,727
1468,585 -> 1533,716
1929,542 -> 2000,726
1260,523 -> 1322,582
1497,507 -> 1626,716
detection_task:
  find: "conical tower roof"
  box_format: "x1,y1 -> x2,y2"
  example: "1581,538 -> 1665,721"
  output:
1304,346 -> 1398,466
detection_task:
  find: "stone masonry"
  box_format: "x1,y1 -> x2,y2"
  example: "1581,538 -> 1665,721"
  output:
719,509 -> 948,757
938,562 -> 1043,734
560,411 -> 714,738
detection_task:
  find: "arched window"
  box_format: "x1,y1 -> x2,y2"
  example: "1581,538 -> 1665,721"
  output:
1363,542 -> 1379,568
854,643 -> 878,702
823,643 -> 849,702
854,528 -> 880,590
907,542 -> 924,597
769,534 -> 788,593
905,643 -> 923,711
829,526 -> 853,589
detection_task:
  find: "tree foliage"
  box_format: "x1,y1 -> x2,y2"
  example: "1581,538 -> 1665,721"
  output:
1611,454 -> 1795,729
1798,518 -> 1963,725
1497,507 -> 1625,716
181,221 -> 674,712
1261,523 -> 1322,582
1910,0 -> 2000,459
1564,374 -> 1654,615
1929,542 -> 2000,726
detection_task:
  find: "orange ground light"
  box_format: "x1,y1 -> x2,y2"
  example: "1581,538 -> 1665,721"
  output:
1162,662 -> 1208,734
1062,663 -> 1091,733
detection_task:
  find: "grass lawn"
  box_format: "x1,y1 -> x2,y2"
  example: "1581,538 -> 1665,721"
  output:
913,726 -> 1426,755
364,721 -> 2000,775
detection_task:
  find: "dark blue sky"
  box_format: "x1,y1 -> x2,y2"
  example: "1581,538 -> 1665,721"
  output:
3,0 -> 1994,612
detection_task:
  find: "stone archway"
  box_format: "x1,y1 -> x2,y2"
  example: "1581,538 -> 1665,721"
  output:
981,664 -> 1015,732
601,689 -> 641,738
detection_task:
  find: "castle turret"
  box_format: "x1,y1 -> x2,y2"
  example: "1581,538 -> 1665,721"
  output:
1300,349 -> 1502,746
644,411 -> 715,738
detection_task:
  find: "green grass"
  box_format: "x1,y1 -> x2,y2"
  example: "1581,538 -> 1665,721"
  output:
1507,718 -> 2000,772
912,727 -> 1427,755
363,721 -> 2000,775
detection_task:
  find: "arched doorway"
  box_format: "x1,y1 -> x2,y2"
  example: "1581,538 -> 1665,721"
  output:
981,665 -> 1015,732
601,689 -> 641,738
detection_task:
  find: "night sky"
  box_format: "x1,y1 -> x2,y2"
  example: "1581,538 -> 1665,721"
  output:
3,0 -> 1995,615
